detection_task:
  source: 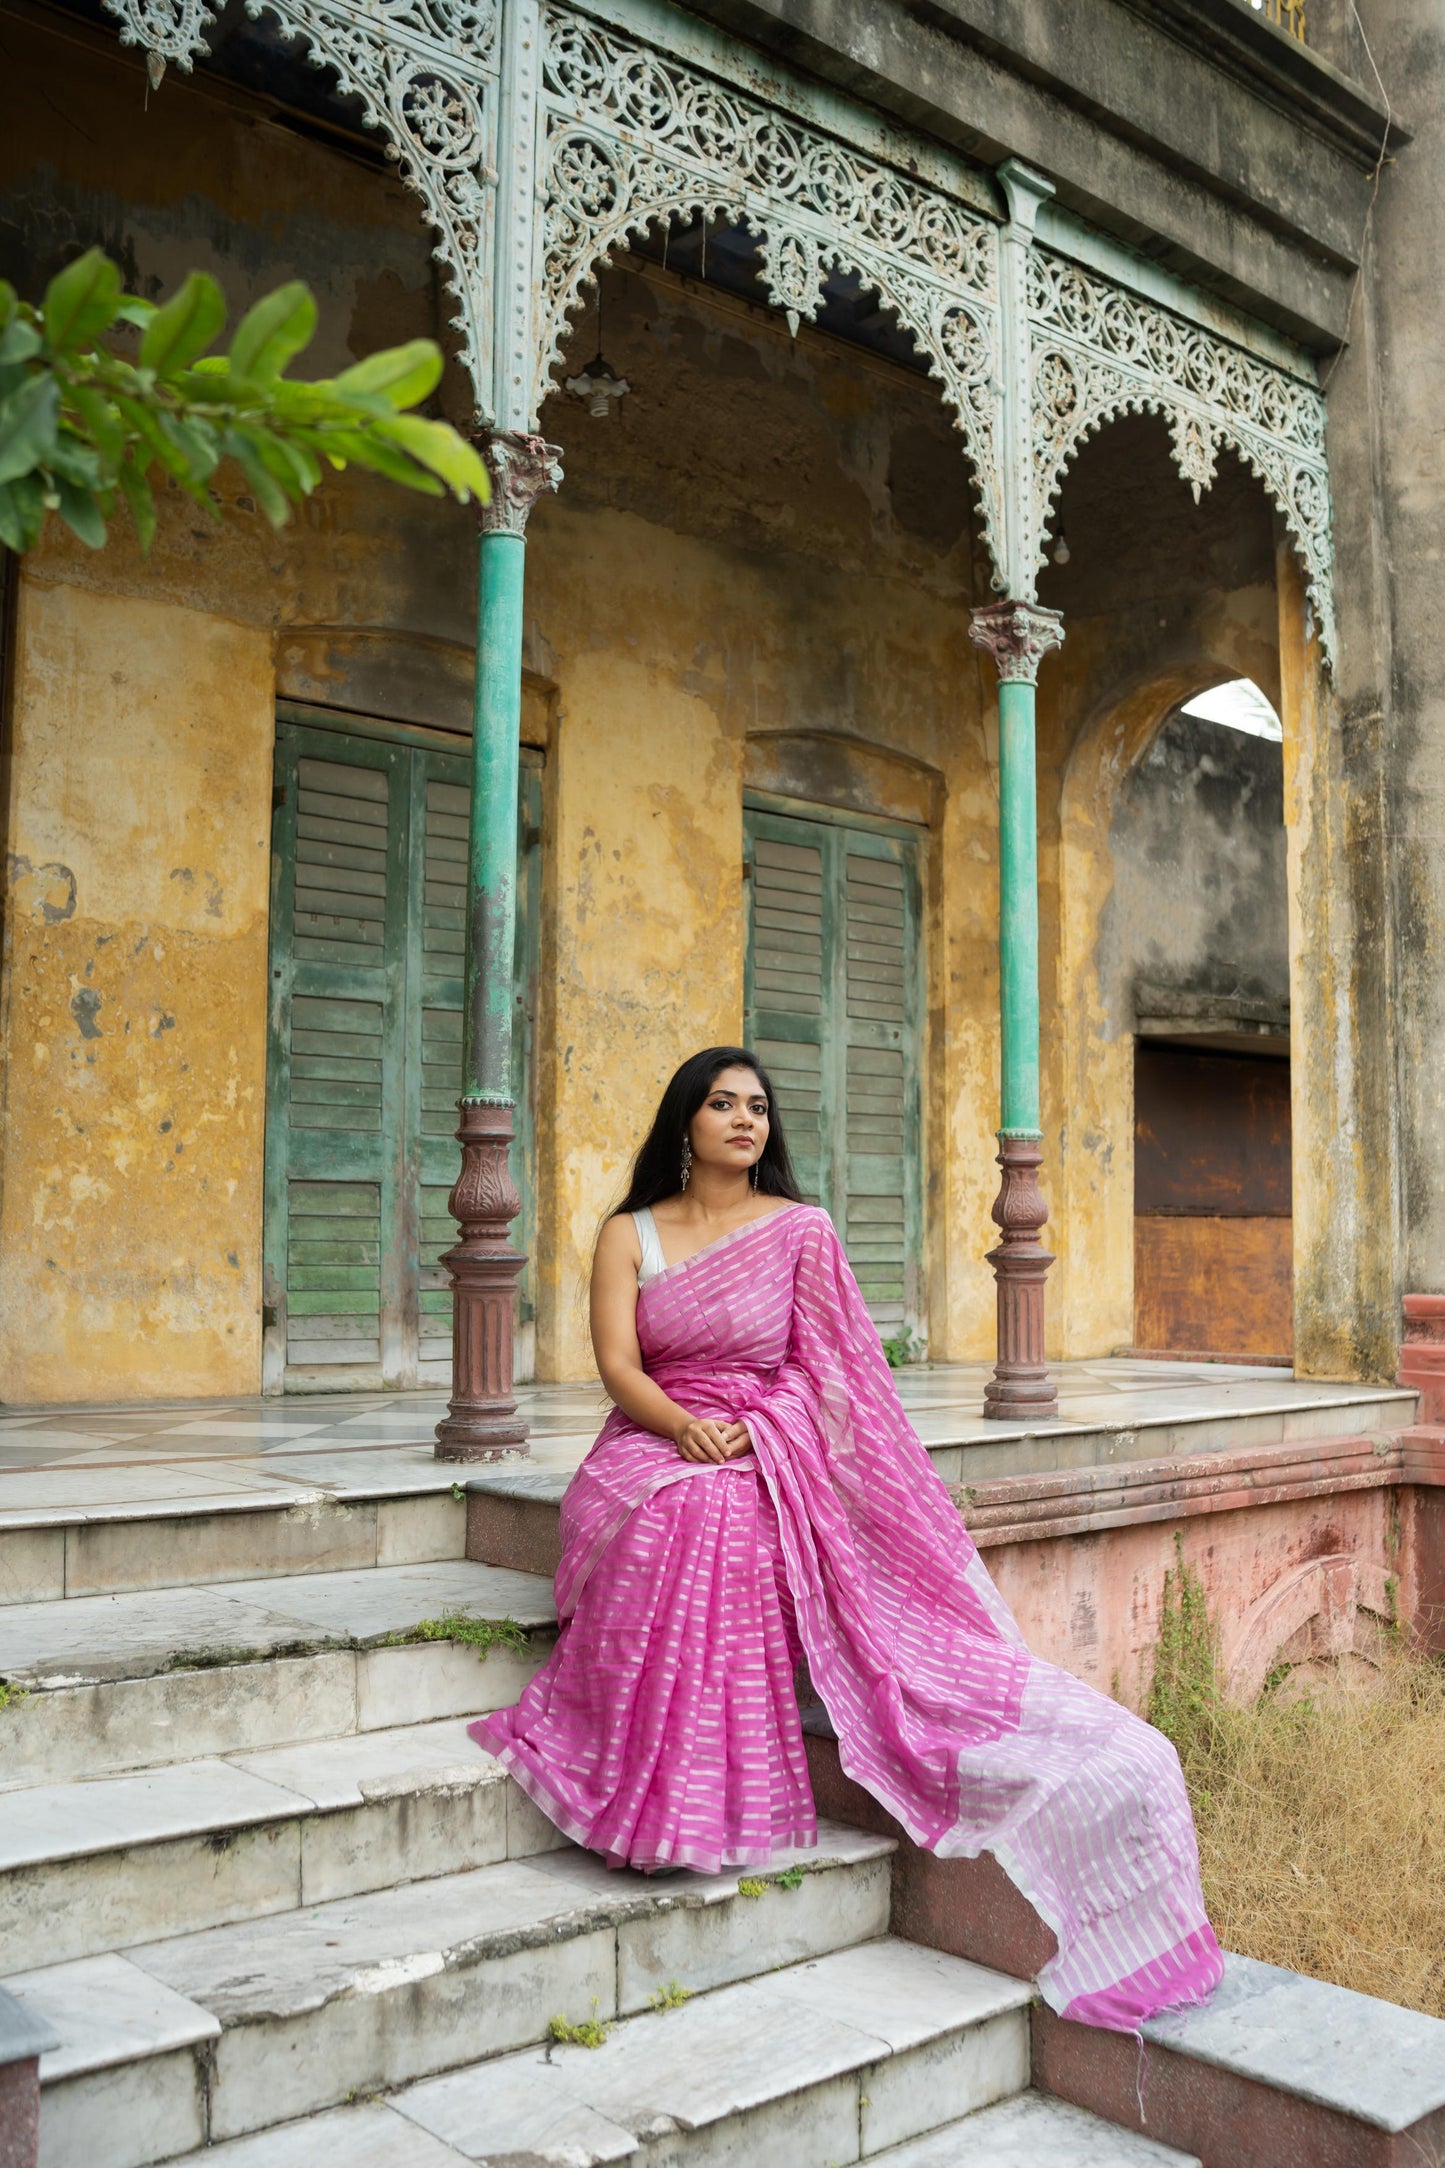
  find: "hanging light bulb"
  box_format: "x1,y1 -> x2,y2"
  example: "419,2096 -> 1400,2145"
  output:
565,283 -> 631,419
565,353 -> 631,419
1052,523 -> 1071,567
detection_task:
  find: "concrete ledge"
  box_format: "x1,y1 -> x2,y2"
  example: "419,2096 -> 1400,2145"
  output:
954,1431 -> 1407,1547
1034,1957 -> 1445,2168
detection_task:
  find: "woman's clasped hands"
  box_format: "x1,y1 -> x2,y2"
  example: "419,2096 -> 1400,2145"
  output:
672,1415 -> 753,1464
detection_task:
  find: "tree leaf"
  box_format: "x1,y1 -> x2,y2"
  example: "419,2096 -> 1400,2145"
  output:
228,282 -> 317,385
112,392 -> 191,482
114,298 -> 157,330
257,427 -> 321,494
0,476 -> 44,552
0,371 -> 61,485
372,413 -> 489,502
42,250 -> 123,356
331,339 -> 443,411
53,474 -> 108,548
116,460 -> 157,552
0,318 -> 42,366
46,428 -> 105,490
158,410 -> 222,484
221,429 -> 293,526
139,271 -> 227,381
65,383 -> 127,468
324,426 -> 444,494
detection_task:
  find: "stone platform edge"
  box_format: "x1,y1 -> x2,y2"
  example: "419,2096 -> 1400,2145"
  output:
465,1427 -> 1445,1580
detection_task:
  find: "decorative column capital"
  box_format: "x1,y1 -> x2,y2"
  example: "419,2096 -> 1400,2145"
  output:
969,599 -> 1065,684
477,431 -> 564,535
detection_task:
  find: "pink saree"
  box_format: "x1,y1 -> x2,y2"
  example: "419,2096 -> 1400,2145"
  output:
472,1205 -> 1223,2033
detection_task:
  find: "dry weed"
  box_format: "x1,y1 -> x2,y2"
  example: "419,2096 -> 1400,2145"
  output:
1149,1545 -> 1445,2019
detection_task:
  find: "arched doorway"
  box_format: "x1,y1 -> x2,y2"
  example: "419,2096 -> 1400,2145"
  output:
1118,680 -> 1292,1360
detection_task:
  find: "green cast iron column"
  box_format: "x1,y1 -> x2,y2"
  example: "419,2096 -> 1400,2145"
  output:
997,673 -> 1042,1138
970,599 -> 1064,1420
464,526 -> 526,1104
436,433 -> 561,1461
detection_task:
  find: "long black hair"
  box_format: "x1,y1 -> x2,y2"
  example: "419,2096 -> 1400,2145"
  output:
615,1046 -> 805,1214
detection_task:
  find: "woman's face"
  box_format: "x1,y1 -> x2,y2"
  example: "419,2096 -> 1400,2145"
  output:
688,1065 -> 770,1176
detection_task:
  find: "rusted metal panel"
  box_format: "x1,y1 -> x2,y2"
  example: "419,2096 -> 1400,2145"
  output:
1134,1214 -> 1293,1360
1134,1042 -> 1292,1218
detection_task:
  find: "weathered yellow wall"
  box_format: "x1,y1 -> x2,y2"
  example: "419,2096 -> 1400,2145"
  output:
1032,422 -> 1283,1358
1279,541 -> 1397,1379
0,580 -> 274,1400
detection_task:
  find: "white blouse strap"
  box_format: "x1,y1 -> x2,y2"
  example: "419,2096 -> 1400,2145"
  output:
631,1206 -> 669,1285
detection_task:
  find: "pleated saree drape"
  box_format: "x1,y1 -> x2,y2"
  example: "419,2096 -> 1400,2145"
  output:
473,1205 -> 1223,2033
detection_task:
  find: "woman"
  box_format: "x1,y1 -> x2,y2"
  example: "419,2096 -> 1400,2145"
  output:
473,1047 -> 1223,2034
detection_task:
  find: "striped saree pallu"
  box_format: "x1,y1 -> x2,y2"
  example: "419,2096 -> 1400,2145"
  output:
473,1204 -> 1223,2033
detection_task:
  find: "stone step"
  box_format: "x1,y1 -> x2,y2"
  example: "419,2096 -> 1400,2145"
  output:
0,1560 -> 558,1787
869,2091 -> 1201,2164
0,1481 -> 466,1607
10,1826 -> 896,2168
0,1719 -> 572,1971
148,2086 -> 1203,2167
380,1936 -> 1034,2167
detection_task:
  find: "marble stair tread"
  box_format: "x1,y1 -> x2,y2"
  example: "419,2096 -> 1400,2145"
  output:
0,1558 -> 557,1685
12,1830 -> 900,2156
5,1952 -> 219,2083
7,1821 -> 893,2069
392,1937 -> 1033,2165
162,2100 -> 475,2166
870,2090 -> 1201,2165
1143,1951 -> 1445,2133
0,1718 -> 503,1870
128,1825 -> 891,2025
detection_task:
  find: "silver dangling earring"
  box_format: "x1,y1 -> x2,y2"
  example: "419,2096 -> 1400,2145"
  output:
680,1138 -> 692,1190
750,1162 -> 759,1191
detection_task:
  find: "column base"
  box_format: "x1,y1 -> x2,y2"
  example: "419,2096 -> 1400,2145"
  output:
434,1099 -> 531,1463
982,1133 -> 1058,1423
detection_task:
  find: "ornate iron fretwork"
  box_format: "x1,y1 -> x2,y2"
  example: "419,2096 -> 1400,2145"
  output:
1026,249 -> 1335,661
103,0 -> 501,412
98,0 -> 1336,652
537,8 -> 1005,568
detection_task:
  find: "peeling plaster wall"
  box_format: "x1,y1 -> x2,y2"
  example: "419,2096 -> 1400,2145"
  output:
1103,710 -> 1288,1033
0,583 -> 273,1399
0,8 -> 480,1402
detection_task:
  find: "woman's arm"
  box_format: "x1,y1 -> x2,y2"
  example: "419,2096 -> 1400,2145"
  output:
589,1215 -> 744,1463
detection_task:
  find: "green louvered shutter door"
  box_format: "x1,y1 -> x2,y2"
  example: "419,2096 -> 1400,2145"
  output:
264,729 -> 405,1388
841,837 -> 923,1338
746,818 -> 826,1206
266,718 -> 542,1392
745,803 -> 924,1347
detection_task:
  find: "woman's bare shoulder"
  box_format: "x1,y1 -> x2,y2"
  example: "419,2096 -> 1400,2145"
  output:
594,1212 -> 642,1266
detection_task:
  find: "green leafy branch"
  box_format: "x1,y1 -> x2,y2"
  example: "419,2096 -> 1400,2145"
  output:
0,247 -> 488,554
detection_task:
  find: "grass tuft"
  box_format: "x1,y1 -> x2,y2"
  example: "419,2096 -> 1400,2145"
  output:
0,1681 -> 29,1714
648,1980 -> 693,2011
737,1865 -> 806,1897
1146,1542 -> 1445,2019
548,2002 -> 611,2049
381,1612 -> 528,1658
